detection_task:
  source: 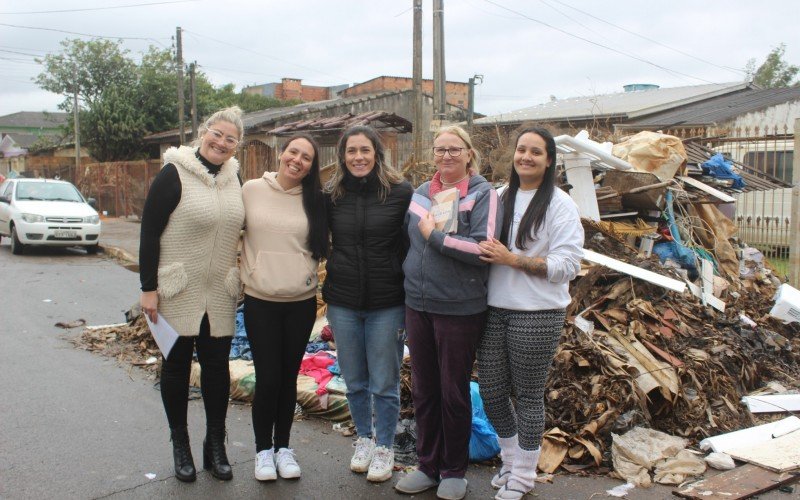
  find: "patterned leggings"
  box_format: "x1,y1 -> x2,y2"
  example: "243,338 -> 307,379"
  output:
477,307 -> 565,450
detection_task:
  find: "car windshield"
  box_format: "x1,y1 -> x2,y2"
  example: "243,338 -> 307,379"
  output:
16,182 -> 84,202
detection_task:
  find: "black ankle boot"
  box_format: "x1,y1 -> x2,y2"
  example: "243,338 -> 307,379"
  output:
170,427 -> 196,482
203,426 -> 232,480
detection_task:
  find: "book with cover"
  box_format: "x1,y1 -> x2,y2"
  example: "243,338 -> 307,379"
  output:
430,187 -> 459,234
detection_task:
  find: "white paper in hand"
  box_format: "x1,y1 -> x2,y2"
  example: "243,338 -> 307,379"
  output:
144,313 -> 179,360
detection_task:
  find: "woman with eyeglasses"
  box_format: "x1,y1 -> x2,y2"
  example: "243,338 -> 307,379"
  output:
477,128 -> 583,500
139,106 -> 245,482
240,133 -> 328,482
322,126 -> 412,483
395,125 -> 502,500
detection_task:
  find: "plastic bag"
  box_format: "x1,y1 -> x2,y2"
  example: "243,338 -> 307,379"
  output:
469,381 -> 501,462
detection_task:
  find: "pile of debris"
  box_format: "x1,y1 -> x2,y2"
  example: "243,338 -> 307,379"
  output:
72,313 -> 161,375
536,218 -> 800,474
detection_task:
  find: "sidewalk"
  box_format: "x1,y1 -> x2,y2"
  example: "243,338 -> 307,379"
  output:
99,216 -> 140,264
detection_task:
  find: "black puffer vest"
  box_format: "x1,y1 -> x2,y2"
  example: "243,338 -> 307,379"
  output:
322,169 -> 413,310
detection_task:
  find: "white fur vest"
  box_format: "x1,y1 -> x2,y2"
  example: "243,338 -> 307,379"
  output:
157,146 -> 244,337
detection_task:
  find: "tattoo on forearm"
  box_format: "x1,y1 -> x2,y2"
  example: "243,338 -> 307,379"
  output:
515,255 -> 547,277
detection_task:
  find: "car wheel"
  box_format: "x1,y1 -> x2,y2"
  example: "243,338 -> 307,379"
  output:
10,225 -> 25,255
86,244 -> 100,255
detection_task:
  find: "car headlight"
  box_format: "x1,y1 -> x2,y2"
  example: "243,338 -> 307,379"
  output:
21,213 -> 45,223
84,215 -> 100,224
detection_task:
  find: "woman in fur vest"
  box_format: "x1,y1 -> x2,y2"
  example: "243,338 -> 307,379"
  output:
139,106 -> 245,483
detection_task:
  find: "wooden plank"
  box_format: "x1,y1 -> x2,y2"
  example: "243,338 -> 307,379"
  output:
727,430 -> 800,472
582,248 -> 687,293
679,175 -> 736,203
673,463 -> 799,499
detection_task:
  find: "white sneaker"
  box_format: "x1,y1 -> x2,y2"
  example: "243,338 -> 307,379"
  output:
254,449 -> 276,481
366,445 -> 394,482
275,448 -> 301,479
350,436 -> 375,473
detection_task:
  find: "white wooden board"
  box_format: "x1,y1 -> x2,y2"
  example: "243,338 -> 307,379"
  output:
582,248 -> 687,293
727,429 -> 800,472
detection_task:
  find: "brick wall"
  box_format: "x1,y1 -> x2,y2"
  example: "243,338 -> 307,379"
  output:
341,77 -> 469,108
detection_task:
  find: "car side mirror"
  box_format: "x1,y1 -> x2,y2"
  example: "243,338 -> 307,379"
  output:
0,195 -> 9,204
87,197 -> 98,209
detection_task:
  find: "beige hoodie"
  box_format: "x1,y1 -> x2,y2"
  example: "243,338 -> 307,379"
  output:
240,171 -> 318,302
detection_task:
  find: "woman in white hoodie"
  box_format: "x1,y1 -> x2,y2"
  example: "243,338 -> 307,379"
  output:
477,127 -> 583,500
239,133 -> 328,482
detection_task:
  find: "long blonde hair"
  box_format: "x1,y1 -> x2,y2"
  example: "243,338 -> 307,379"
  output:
325,125 -> 404,202
434,125 -> 481,175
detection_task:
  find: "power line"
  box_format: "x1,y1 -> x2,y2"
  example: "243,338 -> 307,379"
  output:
481,0 -> 717,84
550,0 -> 747,76
0,48 -> 42,57
0,22 -> 169,45
0,0 -> 198,15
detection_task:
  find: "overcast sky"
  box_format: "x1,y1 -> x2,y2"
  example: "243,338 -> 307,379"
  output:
1,0 -> 797,120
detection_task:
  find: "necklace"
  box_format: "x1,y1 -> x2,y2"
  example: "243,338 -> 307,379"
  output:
441,173 -> 469,187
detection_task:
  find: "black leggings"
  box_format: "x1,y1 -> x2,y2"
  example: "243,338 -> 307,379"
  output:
243,294 -> 317,452
160,314 -> 232,430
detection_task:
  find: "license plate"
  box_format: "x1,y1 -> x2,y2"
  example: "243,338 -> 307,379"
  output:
54,230 -> 77,238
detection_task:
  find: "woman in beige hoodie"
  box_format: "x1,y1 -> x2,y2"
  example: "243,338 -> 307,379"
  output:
239,133 -> 328,482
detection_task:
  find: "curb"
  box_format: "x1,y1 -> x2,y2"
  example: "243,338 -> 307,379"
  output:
100,244 -> 138,267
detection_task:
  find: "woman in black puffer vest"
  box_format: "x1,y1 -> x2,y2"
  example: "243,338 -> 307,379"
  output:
322,125 -> 412,483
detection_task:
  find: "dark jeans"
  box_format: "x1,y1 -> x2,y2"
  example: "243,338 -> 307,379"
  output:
161,314 -> 232,430
405,306 -> 486,479
244,294 -> 317,452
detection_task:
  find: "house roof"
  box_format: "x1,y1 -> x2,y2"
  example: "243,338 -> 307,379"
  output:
474,82 -> 751,126
269,111 -> 412,136
144,90 -> 465,142
617,87 -> 800,130
0,111 -> 68,129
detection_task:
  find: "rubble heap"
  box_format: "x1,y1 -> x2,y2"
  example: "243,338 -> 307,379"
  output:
536,219 -> 800,472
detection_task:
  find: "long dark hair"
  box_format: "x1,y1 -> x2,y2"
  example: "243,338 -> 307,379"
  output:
326,125 -> 404,202
499,127 -> 557,250
281,133 -> 329,259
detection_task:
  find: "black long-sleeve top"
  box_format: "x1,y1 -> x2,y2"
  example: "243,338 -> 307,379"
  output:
139,151 -> 225,292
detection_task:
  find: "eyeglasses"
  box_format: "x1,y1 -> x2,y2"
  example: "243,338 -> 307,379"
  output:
207,128 -> 240,148
432,147 -> 465,158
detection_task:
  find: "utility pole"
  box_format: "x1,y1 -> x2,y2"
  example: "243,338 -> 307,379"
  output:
432,0 -> 446,124
73,66 -> 80,180
790,117 -> 800,287
176,26 -> 185,144
189,61 -> 198,141
412,0 -> 423,166
466,74 -> 483,132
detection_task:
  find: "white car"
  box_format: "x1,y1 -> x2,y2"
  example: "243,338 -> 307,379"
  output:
0,178 -> 102,255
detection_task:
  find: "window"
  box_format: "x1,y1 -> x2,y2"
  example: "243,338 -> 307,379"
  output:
1,181 -> 13,199
743,151 -> 794,182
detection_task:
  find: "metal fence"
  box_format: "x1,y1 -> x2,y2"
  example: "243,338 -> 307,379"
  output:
704,126 -> 794,270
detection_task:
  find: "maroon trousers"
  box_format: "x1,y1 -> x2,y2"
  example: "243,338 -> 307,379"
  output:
405,306 -> 486,479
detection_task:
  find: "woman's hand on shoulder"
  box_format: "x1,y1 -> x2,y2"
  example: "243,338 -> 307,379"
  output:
479,237 -> 516,266
140,291 -> 159,323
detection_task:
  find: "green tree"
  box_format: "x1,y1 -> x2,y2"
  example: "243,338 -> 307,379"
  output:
80,85 -> 147,162
36,38 -> 137,110
37,38 -> 298,160
745,43 -> 799,88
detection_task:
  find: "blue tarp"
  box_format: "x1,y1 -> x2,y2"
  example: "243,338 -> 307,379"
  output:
702,153 -> 745,190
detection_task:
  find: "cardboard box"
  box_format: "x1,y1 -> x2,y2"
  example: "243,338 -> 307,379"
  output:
769,283 -> 800,324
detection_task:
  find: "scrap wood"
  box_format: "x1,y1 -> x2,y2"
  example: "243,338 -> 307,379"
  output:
583,249 -> 687,293
726,430 -> 800,472
674,463 -> 799,500
605,327 -> 679,401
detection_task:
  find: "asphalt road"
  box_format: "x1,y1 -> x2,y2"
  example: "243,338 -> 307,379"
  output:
1,240 -> 790,500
